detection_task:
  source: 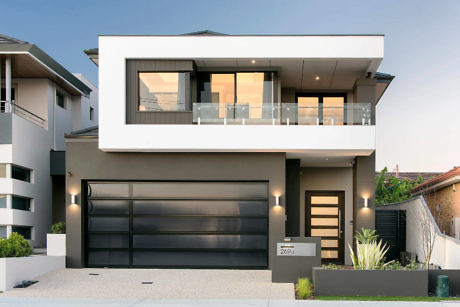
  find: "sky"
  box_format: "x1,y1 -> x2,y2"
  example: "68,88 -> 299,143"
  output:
1,0 -> 459,172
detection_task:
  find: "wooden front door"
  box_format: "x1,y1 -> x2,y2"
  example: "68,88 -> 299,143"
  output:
305,191 -> 345,263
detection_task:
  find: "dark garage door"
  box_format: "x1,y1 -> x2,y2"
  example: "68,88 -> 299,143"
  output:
85,181 -> 268,268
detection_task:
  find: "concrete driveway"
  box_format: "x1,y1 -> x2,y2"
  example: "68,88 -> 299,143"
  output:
0,268 -> 294,300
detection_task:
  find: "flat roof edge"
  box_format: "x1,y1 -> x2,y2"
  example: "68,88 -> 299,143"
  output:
98,34 -> 385,37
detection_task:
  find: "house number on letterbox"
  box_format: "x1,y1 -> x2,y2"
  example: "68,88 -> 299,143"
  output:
276,243 -> 316,256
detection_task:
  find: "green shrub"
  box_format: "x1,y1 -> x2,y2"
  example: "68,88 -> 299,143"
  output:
0,233 -> 32,258
51,222 -> 66,234
295,277 -> 312,299
322,263 -> 343,270
354,228 -> 378,244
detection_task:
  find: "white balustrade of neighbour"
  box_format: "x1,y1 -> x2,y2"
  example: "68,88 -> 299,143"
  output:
0,100 -> 46,128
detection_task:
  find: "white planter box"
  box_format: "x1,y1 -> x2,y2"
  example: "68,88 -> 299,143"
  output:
0,255 -> 65,291
47,234 -> 66,256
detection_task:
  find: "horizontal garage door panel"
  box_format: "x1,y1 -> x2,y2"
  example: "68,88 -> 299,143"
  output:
133,217 -> 267,233
88,217 -> 129,232
86,181 -> 268,268
88,200 -> 130,215
133,200 -> 268,216
132,251 -> 267,267
133,234 -> 267,249
88,234 -> 129,249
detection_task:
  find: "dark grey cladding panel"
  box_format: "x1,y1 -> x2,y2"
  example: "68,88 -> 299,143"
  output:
0,113 -> 12,144
50,150 -> 65,175
126,60 -> 194,124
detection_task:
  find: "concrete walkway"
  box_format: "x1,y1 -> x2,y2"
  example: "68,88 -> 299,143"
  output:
0,298 -> 459,306
0,268 -> 294,300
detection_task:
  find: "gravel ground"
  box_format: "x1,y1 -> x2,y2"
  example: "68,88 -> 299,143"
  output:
0,268 -> 294,300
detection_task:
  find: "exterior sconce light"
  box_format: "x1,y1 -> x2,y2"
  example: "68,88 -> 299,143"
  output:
275,195 -> 280,206
71,194 -> 77,205
363,197 -> 368,208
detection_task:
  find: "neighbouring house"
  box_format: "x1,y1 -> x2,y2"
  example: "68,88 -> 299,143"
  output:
64,31 -> 393,281
411,166 -> 460,238
0,34 -> 98,247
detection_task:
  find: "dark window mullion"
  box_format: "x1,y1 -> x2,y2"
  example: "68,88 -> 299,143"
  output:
129,184 -> 133,266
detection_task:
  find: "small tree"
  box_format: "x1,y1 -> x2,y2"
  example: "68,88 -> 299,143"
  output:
420,214 -> 438,269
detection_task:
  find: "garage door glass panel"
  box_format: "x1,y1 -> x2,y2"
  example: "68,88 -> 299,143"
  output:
133,251 -> 267,267
133,217 -> 267,233
88,183 -> 129,198
88,200 -> 130,215
133,234 -> 267,249
88,217 -> 129,232
88,234 -> 130,248
132,182 -> 267,199
87,251 -> 129,265
133,200 -> 268,216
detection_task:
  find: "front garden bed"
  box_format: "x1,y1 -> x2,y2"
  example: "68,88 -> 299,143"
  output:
312,267 -> 428,297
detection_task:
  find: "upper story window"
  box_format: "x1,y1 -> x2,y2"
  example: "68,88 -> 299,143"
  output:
296,94 -> 346,125
12,196 -> 31,211
11,165 -> 31,182
138,72 -> 187,111
198,72 -> 274,119
56,92 -> 65,109
90,107 -> 95,121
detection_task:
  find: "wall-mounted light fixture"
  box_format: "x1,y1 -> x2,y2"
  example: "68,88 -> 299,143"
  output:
275,195 -> 280,206
363,197 -> 368,208
71,194 -> 77,205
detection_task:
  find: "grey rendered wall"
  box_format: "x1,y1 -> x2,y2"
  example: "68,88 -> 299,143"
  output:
313,268 -> 428,296
354,153 -> 376,233
65,140 -> 286,270
353,78 -> 377,124
126,60 -> 194,124
272,236 -> 321,282
299,167 -> 354,264
0,113 -> 12,144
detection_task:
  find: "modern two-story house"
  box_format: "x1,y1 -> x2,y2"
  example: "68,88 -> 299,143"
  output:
65,31 -> 393,281
0,34 -> 98,247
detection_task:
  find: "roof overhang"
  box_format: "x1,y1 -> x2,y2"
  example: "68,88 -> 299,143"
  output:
0,44 -> 91,96
375,72 -> 394,104
412,175 -> 460,195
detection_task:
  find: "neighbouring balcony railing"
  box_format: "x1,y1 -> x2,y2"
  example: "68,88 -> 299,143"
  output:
1,101 -> 46,128
193,103 -> 372,126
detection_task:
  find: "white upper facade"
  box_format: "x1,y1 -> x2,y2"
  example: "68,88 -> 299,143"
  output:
98,34 -> 387,155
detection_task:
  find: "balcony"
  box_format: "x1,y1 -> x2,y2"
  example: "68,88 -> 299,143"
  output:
1,101 -> 46,128
193,103 -> 372,126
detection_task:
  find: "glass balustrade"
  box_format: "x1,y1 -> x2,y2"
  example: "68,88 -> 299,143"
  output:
193,103 -> 372,126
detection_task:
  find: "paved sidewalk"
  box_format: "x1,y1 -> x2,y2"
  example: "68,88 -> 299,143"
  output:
0,268 -> 294,300
0,298 -> 459,306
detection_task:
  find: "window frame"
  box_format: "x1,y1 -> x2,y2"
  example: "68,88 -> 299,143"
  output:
56,92 -> 66,109
11,226 -> 32,240
90,107 -> 95,121
137,71 -> 189,113
197,71 -> 276,105
11,164 -> 31,182
295,92 -> 347,126
11,196 -> 32,211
